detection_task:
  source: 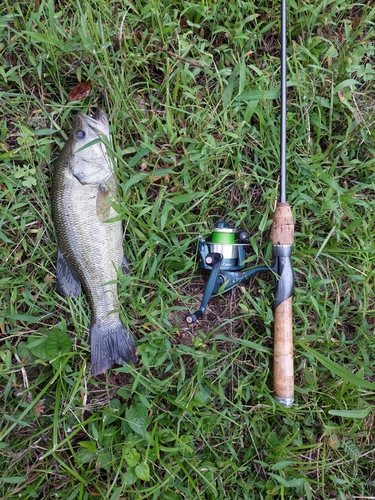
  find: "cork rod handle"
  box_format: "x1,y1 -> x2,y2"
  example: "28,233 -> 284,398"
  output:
271,202 -> 294,406
273,297 -> 294,403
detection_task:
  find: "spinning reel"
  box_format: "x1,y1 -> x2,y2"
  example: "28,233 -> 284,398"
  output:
186,222 -> 277,324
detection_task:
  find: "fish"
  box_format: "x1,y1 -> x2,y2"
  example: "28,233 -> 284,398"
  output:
51,108 -> 137,375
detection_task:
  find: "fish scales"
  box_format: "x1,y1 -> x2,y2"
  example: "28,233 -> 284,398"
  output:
52,108 -> 137,375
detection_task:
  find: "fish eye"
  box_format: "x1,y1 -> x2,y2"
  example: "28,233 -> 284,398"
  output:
75,130 -> 86,140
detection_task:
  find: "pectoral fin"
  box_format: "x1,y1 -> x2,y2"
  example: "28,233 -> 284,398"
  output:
121,255 -> 130,274
96,183 -> 111,221
56,249 -> 82,297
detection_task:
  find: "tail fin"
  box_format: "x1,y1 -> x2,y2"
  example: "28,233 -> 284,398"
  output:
90,319 -> 137,376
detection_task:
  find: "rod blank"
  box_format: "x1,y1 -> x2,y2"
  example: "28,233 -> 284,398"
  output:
280,0 -> 287,203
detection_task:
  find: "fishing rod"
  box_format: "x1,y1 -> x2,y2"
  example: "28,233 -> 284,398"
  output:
185,0 -> 294,407
271,0 -> 295,408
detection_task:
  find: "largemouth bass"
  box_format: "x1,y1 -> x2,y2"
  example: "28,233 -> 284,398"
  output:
52,108 -> 137,375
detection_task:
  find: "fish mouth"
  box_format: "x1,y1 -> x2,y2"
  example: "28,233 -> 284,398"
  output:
76,108 -> 110,137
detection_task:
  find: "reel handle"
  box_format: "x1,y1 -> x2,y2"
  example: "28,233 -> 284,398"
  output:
271,202 -> 295,407
185,310 -> 204,324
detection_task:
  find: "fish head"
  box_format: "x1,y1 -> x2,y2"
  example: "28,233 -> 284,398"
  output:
76,108 -> 110,139
68,108 -> 115,185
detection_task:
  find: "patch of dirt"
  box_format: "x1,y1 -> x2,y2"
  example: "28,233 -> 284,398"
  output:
170,276 -> 263,345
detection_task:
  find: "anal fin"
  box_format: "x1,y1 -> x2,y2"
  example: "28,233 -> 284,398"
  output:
56,248 -> 82,297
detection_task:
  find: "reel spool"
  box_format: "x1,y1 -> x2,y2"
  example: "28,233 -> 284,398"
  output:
199,223 -> 248,272
186,222 -> 275,324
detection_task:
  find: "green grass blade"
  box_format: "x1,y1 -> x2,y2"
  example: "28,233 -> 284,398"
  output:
303,345 -> 375,390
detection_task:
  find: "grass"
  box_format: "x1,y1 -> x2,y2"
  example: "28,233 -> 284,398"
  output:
1,0 -> 375,498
